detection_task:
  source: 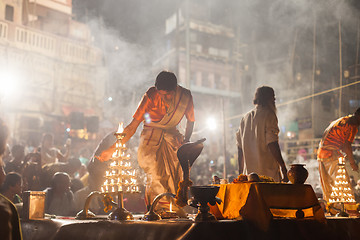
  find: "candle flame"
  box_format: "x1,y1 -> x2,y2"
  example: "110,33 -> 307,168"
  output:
117,122 -> 124,133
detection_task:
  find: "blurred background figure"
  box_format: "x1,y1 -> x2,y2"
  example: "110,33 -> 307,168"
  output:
22,153 -> 42,191
5,145 -> 25,174
39,133 -> 71,166
2,144 -> 11,166
40,157 -> 82,189
354,179 -> 360,203
44,172 -> 75,216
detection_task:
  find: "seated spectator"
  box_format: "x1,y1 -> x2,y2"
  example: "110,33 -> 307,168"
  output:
22,153 -> 42,191
354,179 -> 360,203
70,178 -> 84,194
74,132 -> 115,215
0,118 -> 22,240
74,165 -> 106,215
0,172 -> 23,204
44,172 -> 75,216
41,157 -> 82,189
5,145 -> 25,174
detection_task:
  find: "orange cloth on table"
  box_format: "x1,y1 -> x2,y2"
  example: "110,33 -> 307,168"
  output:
209,183 -> 326,231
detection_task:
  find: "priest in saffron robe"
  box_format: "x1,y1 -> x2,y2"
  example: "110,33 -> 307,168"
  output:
99,71 -> 195,211
317,108 -> 360,202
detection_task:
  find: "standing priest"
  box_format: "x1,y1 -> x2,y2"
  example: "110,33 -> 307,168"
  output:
98,71 -> 195,211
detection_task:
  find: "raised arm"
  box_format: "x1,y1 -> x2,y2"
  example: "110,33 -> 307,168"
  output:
184,121 -> 194,143
121,118 -> 142,144
97,119 -> 142,162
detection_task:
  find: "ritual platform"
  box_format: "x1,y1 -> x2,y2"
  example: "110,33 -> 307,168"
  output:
21,216 -> 360,240
20,182 -> 360,240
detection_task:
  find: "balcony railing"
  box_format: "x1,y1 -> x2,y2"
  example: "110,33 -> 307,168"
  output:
281,136 -> 360,163
0,20 -> 101,65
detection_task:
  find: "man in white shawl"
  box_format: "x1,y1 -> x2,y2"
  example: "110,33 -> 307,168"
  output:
236,86 -> 288,182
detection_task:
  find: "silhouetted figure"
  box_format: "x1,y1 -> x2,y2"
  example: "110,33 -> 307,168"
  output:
39,133 -> 71,166
44,172 -> 75,216
0,172 -> 23,204
22,153 -> 42,191
41,157 -> 81,189
0,118 -> 22,240
5,144 -> 25,174
74,132 -> 115,215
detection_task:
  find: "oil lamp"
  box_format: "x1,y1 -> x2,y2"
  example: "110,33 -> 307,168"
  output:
329,157 -> 356,217
100,122 -> 140,220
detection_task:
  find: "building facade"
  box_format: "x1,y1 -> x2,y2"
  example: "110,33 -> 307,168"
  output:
0,0 -> 106,146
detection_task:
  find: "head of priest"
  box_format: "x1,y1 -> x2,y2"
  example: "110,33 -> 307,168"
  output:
155,71 -> 177,101
253,86 -> 276,113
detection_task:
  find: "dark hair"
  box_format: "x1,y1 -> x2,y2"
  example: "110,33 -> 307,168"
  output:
355,107 -> 360,116
68,157 -> 81,170
42,133 -> 54,144
253,86 -> 275,106
0,118 -> 9,156
1,172 -> 22,191
51,172 -> 70,188
155,71 -> 177,91
11,144 -> 25,155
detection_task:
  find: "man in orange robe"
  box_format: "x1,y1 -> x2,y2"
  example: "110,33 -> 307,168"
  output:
317,108 -> 360,202
99,71 -> 195,211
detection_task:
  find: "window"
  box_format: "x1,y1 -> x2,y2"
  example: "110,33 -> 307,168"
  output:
190,32 -> 197,42
5,5 -> 14,22
202,73 -> 211,88
208,47 -> 218,56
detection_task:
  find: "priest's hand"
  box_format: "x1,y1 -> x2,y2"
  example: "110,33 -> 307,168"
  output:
97,144 -> 116,162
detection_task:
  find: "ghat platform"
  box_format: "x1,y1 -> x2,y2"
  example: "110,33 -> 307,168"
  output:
21,216 -> 360,240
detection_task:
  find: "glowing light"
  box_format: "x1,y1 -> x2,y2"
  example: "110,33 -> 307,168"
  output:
117,122 -> 124,133
144,113 -> 151,123
206,117 -> 217,131
108,97 -> 113,102
0,70 -> 21,99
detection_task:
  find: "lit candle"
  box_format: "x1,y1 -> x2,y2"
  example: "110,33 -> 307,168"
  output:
117,122 -> 124,133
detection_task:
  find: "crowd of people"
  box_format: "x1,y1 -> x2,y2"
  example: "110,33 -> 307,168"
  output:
0,131 -> 91,218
